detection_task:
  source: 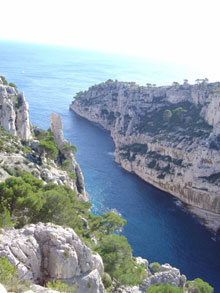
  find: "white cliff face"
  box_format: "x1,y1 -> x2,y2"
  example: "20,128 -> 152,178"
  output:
16,92 -> 32,139
50,113 -> 87,200
0,223 -> 105,293
70,80 -> 220,232
0,81 -> 32,139
50,113 -> 69,149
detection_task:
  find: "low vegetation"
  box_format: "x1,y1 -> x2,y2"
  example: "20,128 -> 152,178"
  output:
0,257 -> 30,293
135,101 -> 212,142
0,169 -> 146,287
0,75 -> 8,85
47,280 -> 75,292
147,284 -> 182,292
35,129 -> 58,160
95,234 -> 146,285
149,262 -> 161,273
185,278 -> 214,293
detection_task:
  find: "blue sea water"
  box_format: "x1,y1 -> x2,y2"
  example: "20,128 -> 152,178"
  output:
0,40 -> 220,290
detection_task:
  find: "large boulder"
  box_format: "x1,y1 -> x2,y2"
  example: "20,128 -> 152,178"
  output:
0,223 -> 105,293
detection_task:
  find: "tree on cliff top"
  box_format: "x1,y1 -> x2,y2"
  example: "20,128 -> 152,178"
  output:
95,234 -> 146,285
38,140 -> 58,160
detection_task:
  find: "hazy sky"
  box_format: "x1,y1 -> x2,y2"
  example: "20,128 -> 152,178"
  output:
1,0 -> 220,80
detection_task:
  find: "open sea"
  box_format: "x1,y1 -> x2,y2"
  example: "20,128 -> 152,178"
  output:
0,40 -> 220,291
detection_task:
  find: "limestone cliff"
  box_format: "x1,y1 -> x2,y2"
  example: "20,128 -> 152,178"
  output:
0,77 -> 87,201
0,77 -> 32,139
50,113 -> 87,200
70,80 -> 220,233
0,223 -> 105,293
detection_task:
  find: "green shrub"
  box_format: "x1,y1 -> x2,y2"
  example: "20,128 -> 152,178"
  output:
61,159 -> 72,171
68,171 -> 76,181
0,257 -> 30,292
186,278 -> 214,293
64,249 -> 70,259
47,280 -> 75,292
95,234 -> 146,285
62,143 -> 77,154
87,282 -> 92,288
9,82 -> 17,89
0,171 -> 93,235
147,283 -> 182,292
0,208 -> 12,228
35,129 -> 58,160
102,272 -> 112,289
9,82 -> 18,94
0,257 -> 17,282
0,76 -> 8,85
103,211 -> 127,233
0,139 -> 4,151
38,140 -> 58,160
149,262 -> 161,273
3,165 -> 14,176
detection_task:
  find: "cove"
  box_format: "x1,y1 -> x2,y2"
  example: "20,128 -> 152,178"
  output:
63,110 -> 220,290
0,41 -> 220,290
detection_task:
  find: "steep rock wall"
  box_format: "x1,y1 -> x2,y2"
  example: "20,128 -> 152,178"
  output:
50,113 -> 87,200
0,78 -> 32,139
70,80 -> 220,232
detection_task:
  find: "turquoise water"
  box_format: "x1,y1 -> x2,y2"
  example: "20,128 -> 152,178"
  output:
0,40 -> 220,290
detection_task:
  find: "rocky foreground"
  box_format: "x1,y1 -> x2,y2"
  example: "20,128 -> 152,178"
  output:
0,223 -> 105,293
70,79 -> 220,233
0,223 -> 187,293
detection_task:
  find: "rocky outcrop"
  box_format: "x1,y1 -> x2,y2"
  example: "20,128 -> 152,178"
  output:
0,222 -> 188,293
70,80 -> 220,232
0,223 -> 105,293
0,78 -> 32,139
50,113 -> 87,200
113,260 -> 186,292
140,263 -> 186,291
0,138 -> 82,197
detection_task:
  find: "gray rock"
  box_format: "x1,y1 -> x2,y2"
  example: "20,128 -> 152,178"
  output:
0,84 -> 32,139
0,223 -> 105,293
50,113 -> 87,200
140,263 -> 186,291
0,283 -> 7,293
70,80 -> 220,232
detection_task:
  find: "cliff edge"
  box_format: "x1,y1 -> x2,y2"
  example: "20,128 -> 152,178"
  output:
70,79 -> 220,233
0,77 -> 32,139
0,77 -> 87,201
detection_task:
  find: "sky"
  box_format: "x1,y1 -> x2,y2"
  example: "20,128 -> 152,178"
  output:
0,0 -> 220,81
